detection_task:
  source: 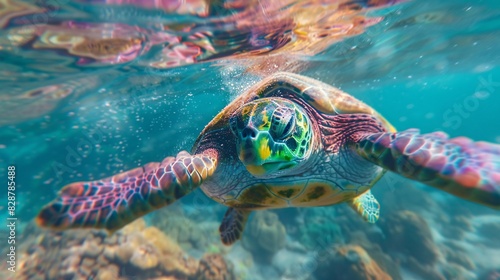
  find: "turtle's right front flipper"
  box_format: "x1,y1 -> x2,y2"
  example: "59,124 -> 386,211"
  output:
37,151 -> 217,233
353,129 -> 500,209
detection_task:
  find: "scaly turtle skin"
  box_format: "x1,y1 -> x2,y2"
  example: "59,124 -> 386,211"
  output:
37,72 -> 500,245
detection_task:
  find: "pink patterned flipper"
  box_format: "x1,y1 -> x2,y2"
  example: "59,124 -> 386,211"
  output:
37,151 -> 217,232
353,129 -> 500,209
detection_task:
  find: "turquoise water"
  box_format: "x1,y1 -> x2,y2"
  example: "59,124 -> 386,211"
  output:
1,0 -> 500,279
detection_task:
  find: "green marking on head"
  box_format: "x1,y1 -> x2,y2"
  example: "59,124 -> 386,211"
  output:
230,98 -> 313,177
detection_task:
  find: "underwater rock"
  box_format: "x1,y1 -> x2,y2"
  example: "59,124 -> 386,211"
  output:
314,245 -> 392,280
141,227 -> 200,275
95,264 -> 119,280
130,245 -> 159,270
225,244 -> 254,280
298,215 -> 343,250
380,210 -> 439,265
197,253 -> 234,280
142,226 -> 184,256
299,203 -> 401,278
14,218 -> 233,280
271,248 -> 311,278
242,211 -> 287,261
379,210 -> 444,280
348,231 -> 402,280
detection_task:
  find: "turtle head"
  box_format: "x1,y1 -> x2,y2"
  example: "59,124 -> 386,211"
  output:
230,98 -> 314,178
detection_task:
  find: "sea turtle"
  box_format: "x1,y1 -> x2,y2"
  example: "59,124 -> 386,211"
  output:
37,72 -> 500,245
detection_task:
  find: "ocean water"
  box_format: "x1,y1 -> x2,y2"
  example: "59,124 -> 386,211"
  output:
0,0 -> 500,279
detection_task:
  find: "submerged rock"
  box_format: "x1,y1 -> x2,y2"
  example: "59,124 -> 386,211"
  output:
314,245 -> 392,280
130,245 -> 159,270
298,216 -> 343,250
379,210 -> 443,280
198,253 -> 234,280
242,211 -> 287,261
380,210 -> 439,265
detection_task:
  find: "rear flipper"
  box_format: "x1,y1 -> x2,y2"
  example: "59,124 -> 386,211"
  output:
349,190 -> 380,223
219,207 -> 251,245
353,129 -> 500,209
37,151 -> 217,233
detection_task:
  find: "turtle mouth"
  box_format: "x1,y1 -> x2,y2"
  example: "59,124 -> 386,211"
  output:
262,161 -> 297,171
241,149 -> 257,164
237,136 -> 299,176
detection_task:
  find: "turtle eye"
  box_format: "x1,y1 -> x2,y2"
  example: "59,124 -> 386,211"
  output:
270,107 -> 295,141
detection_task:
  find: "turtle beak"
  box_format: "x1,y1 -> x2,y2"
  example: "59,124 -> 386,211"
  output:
238,137 -> 271,177
237,136 -> 272,166
236,125 -> 272,167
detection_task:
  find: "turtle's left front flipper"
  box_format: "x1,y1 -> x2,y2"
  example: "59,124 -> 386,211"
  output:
353,129 -> 500,209
37,151 -> 217,233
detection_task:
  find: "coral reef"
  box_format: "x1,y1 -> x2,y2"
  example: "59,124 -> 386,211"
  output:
198,253 -> 233,280
15,219 -> 233,280
314,245 -> 392,280
242,211 -> 286,261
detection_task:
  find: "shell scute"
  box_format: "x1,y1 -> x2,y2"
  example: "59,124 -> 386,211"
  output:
236,184 -> 288,207
292,181 -> 339,205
